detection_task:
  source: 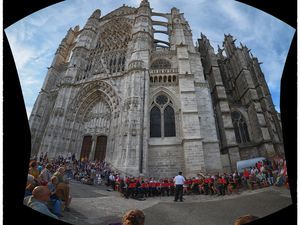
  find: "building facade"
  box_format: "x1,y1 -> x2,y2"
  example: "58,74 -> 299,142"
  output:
29,0 -> 284,177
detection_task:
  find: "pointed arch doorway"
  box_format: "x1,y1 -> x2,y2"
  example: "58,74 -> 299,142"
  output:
80,135 -> 107,161
94,135 -> 107,162
80,135 -> 92,161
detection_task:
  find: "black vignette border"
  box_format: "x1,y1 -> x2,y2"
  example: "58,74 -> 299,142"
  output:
3,1 -> 67,225
237,1 -> 297,224
3,0 -> 297,225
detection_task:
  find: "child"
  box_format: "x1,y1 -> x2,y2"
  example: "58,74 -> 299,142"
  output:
47,176 -> 63,217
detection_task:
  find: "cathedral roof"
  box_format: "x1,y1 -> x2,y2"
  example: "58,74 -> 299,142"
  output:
100,5 -> 137,21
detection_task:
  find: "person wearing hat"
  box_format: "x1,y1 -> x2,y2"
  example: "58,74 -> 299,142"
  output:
173,171 -> 185,202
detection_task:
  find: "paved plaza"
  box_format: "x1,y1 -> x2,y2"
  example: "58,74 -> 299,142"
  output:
60,180 -> 292,225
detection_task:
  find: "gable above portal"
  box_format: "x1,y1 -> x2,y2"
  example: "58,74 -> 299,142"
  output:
100,5 -> 137,21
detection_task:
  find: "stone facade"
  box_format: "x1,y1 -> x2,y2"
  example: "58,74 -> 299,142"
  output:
29,1 -> 284,177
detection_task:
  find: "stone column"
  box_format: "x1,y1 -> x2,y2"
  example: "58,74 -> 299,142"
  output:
118,0 -> 152,176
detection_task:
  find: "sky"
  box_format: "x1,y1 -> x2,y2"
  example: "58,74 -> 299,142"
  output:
5,0 -> 295,118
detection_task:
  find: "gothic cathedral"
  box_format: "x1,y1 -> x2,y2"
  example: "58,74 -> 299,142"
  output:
29,1 -> 284,177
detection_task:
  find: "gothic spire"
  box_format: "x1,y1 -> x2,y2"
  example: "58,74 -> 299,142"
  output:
140,0 -> 150,7
89,9 -> 101,19
223,34 -> 237,57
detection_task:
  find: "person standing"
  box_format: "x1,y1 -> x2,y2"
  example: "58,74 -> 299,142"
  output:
109,173 -> 116,190
173,171 -> 185,202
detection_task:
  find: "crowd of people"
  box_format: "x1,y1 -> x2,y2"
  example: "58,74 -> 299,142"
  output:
104,157 -> 288,200
24,152 -> 288,221
25,153 -> 72,218
24,152 -> 118,219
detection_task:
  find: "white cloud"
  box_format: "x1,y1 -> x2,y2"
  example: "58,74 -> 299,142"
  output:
26,13 -> 50,27
262,49 -> 287,90
5,33 -> 36,71
216,0 -> 251,30
5,0 -> 295,115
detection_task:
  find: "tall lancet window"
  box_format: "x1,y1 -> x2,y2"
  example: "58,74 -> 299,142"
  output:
150,106 -> 161,137
231,111 -> 250,143
150,94 -> 176,137
164,106 -> 176,137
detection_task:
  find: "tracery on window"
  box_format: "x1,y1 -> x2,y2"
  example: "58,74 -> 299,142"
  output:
150,59 -> 171,69
150,94 -> 176,138
231,111 -> 250,144
97,18 -> 133,52
156,95 -> 168,106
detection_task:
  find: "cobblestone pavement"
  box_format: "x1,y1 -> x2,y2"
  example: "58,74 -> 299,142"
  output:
60,180 -> 292,225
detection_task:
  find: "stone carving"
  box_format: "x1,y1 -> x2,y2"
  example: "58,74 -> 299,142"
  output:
128,60 -> 144,71
53,107 -> 64,117
101,5 -> 137,21
29,2 -> 283,177
124,97 -> 139,111
98,18 -> 133,52
150,58 -> 171,69
150,74 -> 178,86
66,81 -> 119,123
183,22 -> 192,36
194,81 -> 209,88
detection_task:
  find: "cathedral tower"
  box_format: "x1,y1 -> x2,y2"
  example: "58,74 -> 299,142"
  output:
30,2 -> 283,176
198,34 -> 284,172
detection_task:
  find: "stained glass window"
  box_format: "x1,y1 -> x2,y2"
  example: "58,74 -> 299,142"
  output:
164,106 -> 176,137
150,59 -> 171,69
150,94 -> 176,138
156,95 -> 168,105
231,111 -> 250,144
150,106 -> 161,137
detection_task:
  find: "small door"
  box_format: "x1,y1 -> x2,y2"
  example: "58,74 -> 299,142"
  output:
80,135 -> 92,161
94,135 -> 107,161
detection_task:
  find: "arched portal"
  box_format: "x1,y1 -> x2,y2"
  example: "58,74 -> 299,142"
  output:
65,81 -> 120,162
80,97 -> 111,161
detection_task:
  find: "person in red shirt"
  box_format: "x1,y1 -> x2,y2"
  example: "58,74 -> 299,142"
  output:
257,161 -> 262,171
243,169 -> 250,189
198,178 -> 204,194
167,179 -> 174,196
208,177 -> 216,195
243,169 -> 250,179
154,181 -> 161,196
148,178 -> 156,197
140,180 -> 148,198
191,178 -> 200,194
183,179 -> 189,195
161,179 -> 168,196
217,176 -> 226,195
128,178 -> 137,198
124,177 -> 131,198
203,176 -> 210,195
186,178 -> 193,195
